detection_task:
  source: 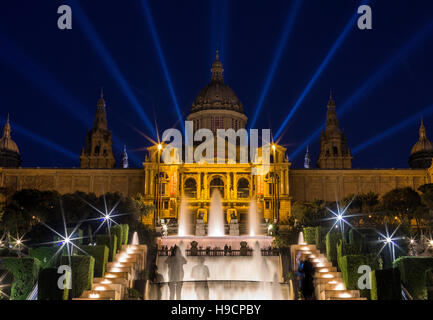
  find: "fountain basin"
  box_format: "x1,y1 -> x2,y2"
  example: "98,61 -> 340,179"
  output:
158,235 -> 273,250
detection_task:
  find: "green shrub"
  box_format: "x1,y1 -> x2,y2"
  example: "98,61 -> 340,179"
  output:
38,268 -> 69,300
79,245 -> 109,277
315,226 -> 326,251
29,247 -> 59,269
326,232 -> 342,266
1,257 -> 41,300
371,268 -> 401,300
303,227 -> 316,245
121,224 -> 129,245
340,254 -> 378,299
109,225 -> 123,251
61,255 -> 94,299
336,239 -> 362,271
393,257 -> 433,300
96,234 -> 117,262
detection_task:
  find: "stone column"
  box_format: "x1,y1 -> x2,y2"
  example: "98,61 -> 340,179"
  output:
233,172 -> 237,199
197,173 -> 201,199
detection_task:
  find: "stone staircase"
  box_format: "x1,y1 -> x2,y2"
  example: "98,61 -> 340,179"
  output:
290,244 -> 366,300
73,244 -> 147,300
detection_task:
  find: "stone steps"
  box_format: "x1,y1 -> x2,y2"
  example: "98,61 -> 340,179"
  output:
72,244 -> 147,301
291,244 -> 365,301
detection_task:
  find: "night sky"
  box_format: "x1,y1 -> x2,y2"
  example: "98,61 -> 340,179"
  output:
1,0 -> 433,169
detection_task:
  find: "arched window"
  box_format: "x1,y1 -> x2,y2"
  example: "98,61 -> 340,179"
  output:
184,178 -> 197,198
210,177 -> 225,197
333,146 -> 338,155
237,178 -> 250,198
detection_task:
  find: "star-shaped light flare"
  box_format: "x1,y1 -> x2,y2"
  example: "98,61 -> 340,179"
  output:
375,223 -> 405,262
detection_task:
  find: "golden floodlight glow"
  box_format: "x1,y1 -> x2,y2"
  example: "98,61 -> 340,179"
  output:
157,143 -> 163,151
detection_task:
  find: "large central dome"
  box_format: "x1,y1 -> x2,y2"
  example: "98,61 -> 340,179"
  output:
187,51 -> 248,133
190,51 -> 244,115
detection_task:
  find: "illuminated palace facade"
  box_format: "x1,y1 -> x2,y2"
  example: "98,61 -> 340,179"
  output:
0,54 -> 432,224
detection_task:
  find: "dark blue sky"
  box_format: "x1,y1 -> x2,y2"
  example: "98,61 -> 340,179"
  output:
1,0 -> 433,169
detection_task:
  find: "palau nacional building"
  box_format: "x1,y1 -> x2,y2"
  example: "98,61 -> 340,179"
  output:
1,53 -> 433,224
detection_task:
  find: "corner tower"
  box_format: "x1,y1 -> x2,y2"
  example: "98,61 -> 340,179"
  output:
0,114 -> 21,167
409,119 -> 433,169
317,93 -> 352,169
80,90 -> 116,168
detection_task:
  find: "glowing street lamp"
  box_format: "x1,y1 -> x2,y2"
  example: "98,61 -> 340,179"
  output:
376,223 -> 404,262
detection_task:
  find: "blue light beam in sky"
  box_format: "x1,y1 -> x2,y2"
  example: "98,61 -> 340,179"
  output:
0,116 -> 76,160
70,0 -> 156,137
249,0 -> 302,129
141,0 -> 184,133
290,18 -> 433,161
352,104 -> 433,154
0,36 -> 142,166
274,0 -> 369,140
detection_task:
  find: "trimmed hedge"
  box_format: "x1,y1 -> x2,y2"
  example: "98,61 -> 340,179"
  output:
0,257 -> 41,300
315,226 -> 326,251
336,239 -> 362,271
96,234 -> 117,262
303,227 -> 325,250
109,225 -> 123,252
326,232 -> 342,266
79,245 -> 109,277
38,267 -> 69,300
121,224 -> 129,245
340,254 -> 378,299
371,268 -> 401,300
61,255 -> 94,299
393,256 -> 433,300
29,246 -> 59,269
303,227 -> 316,245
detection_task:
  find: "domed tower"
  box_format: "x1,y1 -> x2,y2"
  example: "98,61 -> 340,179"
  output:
187,50 -> 248,133
80,90 -> 116,169
0,114 -> 21,167
317,92 -> 353,169
409,119 -> 433,169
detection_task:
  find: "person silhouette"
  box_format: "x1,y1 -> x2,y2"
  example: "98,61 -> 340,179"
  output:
191,256 -> 210,300
150,264 -> 164,300
298,257 -> 315,300
165,245 -> 187,300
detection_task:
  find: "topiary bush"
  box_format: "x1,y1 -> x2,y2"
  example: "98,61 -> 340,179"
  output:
315,226 -> 326,251
0,257 -> 41,300
79,245 -> 109,278
303,227 -> 316,245
393,256 -> 433,300
109,225 -> 123,251
121,224 -> 129,245
339,254 -> 378,299
336,239 -> 362,271
61,255 -> 94,299
326,231 -> 342,266
29,247 -> 59,269
38,267 -> 69,300
96,234 -> 117,262
371,268 -> 401,300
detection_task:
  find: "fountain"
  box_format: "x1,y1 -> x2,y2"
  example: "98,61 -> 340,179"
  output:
208,190 -> 225,237
132,232 -> 139,245
248,199 -> 259,236
298,231 -> 305,245
178,198 -> 192,236
154,190 -> 290,300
